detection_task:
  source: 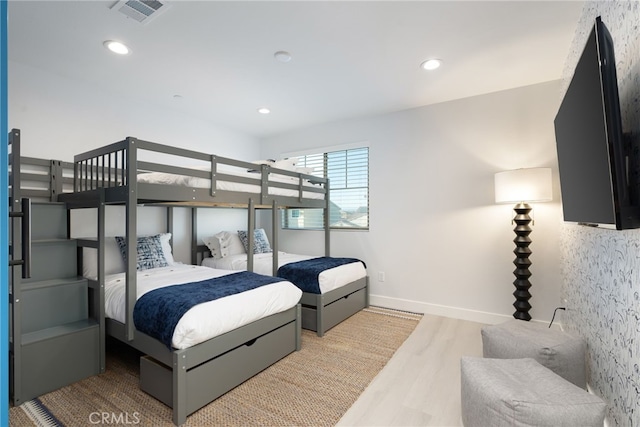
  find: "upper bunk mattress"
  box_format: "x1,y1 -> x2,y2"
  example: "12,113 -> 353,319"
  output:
104,264 -> 302,349
201,252 -> 366,294
137,168 -> 324,200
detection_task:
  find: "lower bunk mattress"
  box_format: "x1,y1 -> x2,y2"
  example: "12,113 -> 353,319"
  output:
202,252 -> 366,294
202,253 -> 368,337
104,264 -> 302,349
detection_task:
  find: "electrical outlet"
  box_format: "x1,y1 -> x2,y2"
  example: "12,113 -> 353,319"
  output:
378,271 -> 385,282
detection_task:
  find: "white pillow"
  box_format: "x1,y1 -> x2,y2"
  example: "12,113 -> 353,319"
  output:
203,235 -> 222,259
158,233 -> 175,265
82,233 -> 174,279
273,158 -> 299,171
204,231 -> 246,259
251,159 -> 275,168
295,166 -> 315,175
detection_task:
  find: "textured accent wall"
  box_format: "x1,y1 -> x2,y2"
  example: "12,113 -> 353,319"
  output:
559,2 -> 640,426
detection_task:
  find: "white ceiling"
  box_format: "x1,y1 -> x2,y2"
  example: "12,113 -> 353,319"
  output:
8,1 -> 584,138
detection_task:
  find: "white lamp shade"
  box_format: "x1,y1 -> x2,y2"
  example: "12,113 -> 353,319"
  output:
495,168 -> 552,204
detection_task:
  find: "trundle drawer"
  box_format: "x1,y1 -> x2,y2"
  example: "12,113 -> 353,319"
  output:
325,286 -> 366,324
302,286 -> 367,331
140,320 -> 296,414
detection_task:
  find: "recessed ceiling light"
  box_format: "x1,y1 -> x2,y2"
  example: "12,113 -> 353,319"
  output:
257,107 -> 271,114
420,59 -> 441,71
103,40 -> 130,55
274,51 -> 292,63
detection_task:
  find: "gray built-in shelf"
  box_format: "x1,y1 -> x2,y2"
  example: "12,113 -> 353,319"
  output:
10,200 -> 100,404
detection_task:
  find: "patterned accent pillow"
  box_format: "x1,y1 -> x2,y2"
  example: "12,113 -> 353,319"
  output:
237,229 -> 272,254
115,234 -> 169,271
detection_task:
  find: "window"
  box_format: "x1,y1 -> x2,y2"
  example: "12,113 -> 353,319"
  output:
283,146 -> 369,230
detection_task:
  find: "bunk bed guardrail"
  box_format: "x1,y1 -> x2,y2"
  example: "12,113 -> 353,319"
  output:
9,140 -> 74,202
70,136 -> 328,208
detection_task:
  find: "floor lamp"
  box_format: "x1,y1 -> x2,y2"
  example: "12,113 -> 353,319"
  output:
494,168 -> 552,321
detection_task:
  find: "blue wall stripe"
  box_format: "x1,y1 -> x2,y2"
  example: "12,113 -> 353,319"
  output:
1,0 -> 9,425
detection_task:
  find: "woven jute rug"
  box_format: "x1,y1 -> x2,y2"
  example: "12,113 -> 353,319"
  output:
10,306 -> 422,426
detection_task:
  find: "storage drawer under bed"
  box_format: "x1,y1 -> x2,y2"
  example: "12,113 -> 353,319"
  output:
302,286 -> 367,332
140,320 -> 296,415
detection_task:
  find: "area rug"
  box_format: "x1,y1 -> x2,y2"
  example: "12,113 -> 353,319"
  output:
10,307 -> 422,427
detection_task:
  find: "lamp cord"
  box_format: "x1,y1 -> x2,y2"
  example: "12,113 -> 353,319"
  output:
549,307 -> 566,328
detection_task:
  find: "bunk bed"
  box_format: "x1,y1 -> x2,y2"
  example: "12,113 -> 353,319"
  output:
199,230 -> 369,337
53,136 -> 321,425
11,133 -> 368,424
58,135 -> 369,340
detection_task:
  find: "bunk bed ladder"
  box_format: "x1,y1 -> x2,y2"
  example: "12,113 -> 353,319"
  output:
9,130 -> 32,279
8,199 -> 31,276
8,128 -> 27,404
8,128 -> 101,405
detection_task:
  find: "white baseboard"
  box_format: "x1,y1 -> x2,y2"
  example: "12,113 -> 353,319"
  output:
369,294 -> 551,326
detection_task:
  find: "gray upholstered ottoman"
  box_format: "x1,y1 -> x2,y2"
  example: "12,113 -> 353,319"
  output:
481,319 -> 586,388
460,357 -> 606,427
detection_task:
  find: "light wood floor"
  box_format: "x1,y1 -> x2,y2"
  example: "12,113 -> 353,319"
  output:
337,314 -> 485,427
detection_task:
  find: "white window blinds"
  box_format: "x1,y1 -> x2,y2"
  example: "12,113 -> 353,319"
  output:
283,146 -> 369,230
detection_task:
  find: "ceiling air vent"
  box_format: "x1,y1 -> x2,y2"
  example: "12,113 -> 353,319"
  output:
111,0 -> 170,25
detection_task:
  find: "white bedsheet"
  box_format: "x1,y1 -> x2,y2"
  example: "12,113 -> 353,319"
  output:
137,167 -> 324,200
201,252 -> 366,294
104,264 -> 302,349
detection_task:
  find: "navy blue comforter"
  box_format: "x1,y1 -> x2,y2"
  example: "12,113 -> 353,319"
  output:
133,271 -> 283,348
277,257 -> 365,294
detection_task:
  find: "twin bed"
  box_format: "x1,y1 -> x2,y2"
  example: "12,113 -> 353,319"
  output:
98,241 -> 303,424
15,134 -> 368,425
200,231 -> 368,336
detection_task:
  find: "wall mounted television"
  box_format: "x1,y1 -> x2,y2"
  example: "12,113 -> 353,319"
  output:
554,16 -> 640,230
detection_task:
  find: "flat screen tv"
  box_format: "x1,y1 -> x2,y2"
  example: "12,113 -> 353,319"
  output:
554,16 -> 640,230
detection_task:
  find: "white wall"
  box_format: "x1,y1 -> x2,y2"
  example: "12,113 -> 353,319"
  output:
9,61 -> 260,261
68,206 -> 249,264
260,80 -> 565,324
9,61 -> 259,160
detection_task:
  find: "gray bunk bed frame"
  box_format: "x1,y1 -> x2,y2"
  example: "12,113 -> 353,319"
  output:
53,136 -> 318,425
58,135 -> 369,341
14,134 -> 368,424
